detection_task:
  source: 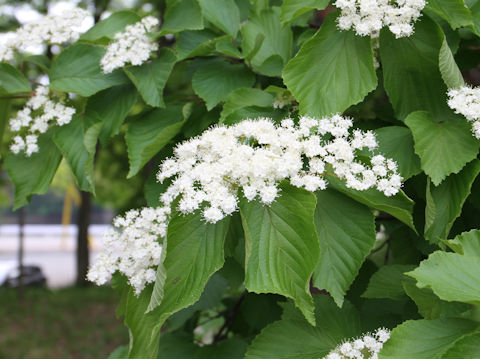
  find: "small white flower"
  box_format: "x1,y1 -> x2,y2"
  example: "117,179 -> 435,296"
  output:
101,16 -> 159,73
334,0 -> 425,38
324,328 -> 391,359
447,86 -> 480,139
0,8 -> 91,62
8,86 -> 75,156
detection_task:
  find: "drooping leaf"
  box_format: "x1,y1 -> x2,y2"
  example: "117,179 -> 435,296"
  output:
161,0 -> 204,33
446,229 -> 480,257
402,280 -> 470,320
325,174 -> 416,231
220,88 -> 274,123
125,104 -> 189,178
405,111 -> 480,186
426,0 -> 473,30
246,295 -> 361,358
0,63 -> 31,95
215,36 -> 243,58
52,115 -> 96,193
241,7 -> 293,76
280,0 -> 329,24
124,48 -> 177,108
5,130 -> 62,210
407,251 -> 480,305
379,318 -> 478,358
313,189 -> 376,307
283,12 -> 377,117
380,17 -> 452,121
424,159 -> 480,242
80,10 -> 141,43
127,213 -> 230,357
197,0 -> 240,37
239,184 -> 319,325
439,37 -> 465,89
362,265 -> 416,301
49,43 -> 128,97
192,59 -> 255,110
84,84 -> 138,146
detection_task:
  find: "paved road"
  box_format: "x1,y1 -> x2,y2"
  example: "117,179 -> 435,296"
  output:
0,225 -> 110,288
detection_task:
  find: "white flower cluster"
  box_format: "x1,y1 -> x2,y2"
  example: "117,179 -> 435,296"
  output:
9,86 -> 75,156
100,16 -> 159,73
157,116 -> 402,223
87,207 -> 169,294
325,328 -> 391,359
89,116 -> 402,294
0,8 -> 90,62
447,86 -> 480,139
334,0 -> 425,38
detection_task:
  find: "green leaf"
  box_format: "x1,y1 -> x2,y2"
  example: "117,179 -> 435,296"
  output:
125,104 -> 189,178
447,229 -> 480,257
161,0 -> 204,33
405,111 -> 480,186
246,295 -> 361,358
49,43 -> 128,97
362,265 -> 416,301
424,160 -> 480,242
280,0 -> 329,24
80,10 -> 141,43
439,37 -> 465,89
127,213 -> 230,357
407,251 -> 480,305
198,0 -> 240,37
380,17 -> 452,121
313,189 -> 376,307
192,59 -> 255,110
239,184 -> 319,325
379,318 -> 478,358
84,84 -> 138,146
175,29 -> 217,60
5,130 -> 62,210
220,88 -> 274,123
403,280 -> 470,320
241,7 -> 293,76
215,36 -> 243,58
374,126 -> 422,180
124,48 -> 176,108
0,63 -> 31,95
325,174 -> 416,231
426,0 -> 473,30
283,13 -> 377,117
52,115 -> 96,193
24,55 -> 51,72
442,331 -> 480,358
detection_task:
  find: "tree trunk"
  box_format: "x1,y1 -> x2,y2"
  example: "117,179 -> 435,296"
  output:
76,191 -> 91,286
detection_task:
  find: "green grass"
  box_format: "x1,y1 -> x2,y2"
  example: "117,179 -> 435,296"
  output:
0,286 -> 128,358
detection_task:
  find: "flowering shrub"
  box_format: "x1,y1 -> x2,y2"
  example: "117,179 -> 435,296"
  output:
1,0 -> 480,359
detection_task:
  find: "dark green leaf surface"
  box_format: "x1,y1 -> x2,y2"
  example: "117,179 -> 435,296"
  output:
362,265 -> 416,301
192,59 -> 255,110
198,0 -> 240,37
125,104 -> 189,178
80,11 -> 141,43
0,63 -> 31,95
239,184 -> 319,325
405,111 -> 480,186
5,130 -> 62,209
424,160 -> 480,242
124,48 -> 177,108
283,13 -> 377,117
49,43 -> 128,96
380,318 -> 478,358
246,295 -> 361,358
314,189 -> 376,306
